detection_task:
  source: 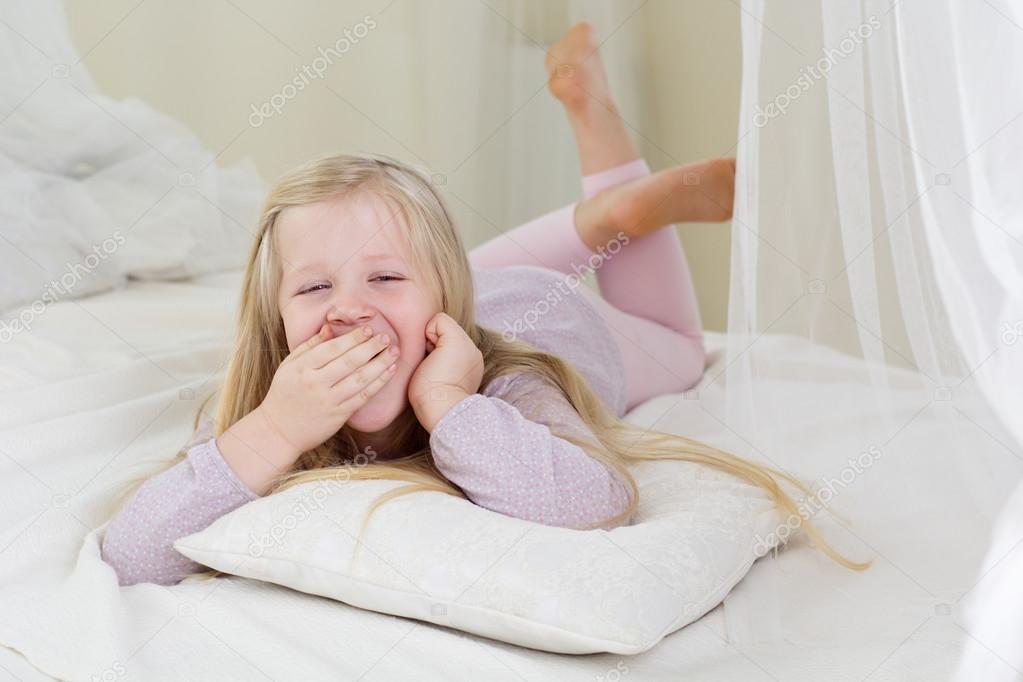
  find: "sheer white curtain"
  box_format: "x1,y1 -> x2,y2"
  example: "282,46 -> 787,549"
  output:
724,0 -> 1023,674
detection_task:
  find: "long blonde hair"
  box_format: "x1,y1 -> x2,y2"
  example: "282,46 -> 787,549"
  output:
117,152 -> 871,580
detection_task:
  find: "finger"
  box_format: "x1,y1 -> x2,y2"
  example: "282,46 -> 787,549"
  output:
425,313 -> 447,345
287,323 -> 332,362
333,348 -> 400,410
305,326 -> 375,370
321,331 -> 396,384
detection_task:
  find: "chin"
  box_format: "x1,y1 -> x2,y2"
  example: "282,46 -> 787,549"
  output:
346,380 -> 408,433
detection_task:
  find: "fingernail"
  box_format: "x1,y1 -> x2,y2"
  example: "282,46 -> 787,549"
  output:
362,326 -> 373,337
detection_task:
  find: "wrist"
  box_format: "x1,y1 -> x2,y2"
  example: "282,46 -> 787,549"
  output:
250,404 -> 303,464
216,405 -> 303,497
412,385 -> 471,433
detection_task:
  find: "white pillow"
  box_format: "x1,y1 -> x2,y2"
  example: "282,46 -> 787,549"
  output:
175,459 -> 785,654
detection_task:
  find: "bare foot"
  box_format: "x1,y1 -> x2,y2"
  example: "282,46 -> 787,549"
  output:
546,22 -> 639,174
574,157 -> 736,249
546,22 -> 613,115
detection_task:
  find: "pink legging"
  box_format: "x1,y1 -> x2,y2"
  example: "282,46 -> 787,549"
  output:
469,158 -> 706,413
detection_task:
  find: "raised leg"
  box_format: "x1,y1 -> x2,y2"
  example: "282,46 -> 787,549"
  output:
544,21 -> 641,174
468,21 -> 638,275
469,21 -> 722,409
468,203 -> 594,276
573,158 -> 708,411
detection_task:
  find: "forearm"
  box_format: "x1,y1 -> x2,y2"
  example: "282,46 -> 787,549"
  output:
427,392 -> 632,529
216,406 -> 302,496
101,438 -> 259,585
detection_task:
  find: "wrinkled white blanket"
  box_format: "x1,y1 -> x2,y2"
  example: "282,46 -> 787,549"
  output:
1,270 -> 1016,681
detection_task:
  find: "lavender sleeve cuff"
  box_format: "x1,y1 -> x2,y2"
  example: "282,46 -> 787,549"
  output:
101,437 -> 260,586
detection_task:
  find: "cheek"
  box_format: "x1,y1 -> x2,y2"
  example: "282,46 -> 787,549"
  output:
395,300 -> 434,342
279,309 -> 315,352
397,323 -> 425,356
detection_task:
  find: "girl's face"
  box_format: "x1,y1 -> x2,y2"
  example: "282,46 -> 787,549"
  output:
275,190 -> 439,445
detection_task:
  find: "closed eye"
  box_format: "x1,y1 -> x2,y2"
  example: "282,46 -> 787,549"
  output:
298,276 -> 402,295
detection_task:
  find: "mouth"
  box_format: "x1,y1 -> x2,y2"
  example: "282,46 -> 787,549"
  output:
376,343 -> 400,366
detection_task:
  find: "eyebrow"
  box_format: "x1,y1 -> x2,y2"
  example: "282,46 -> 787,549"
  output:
362,253 -> 402,263
286,253 -> 404,278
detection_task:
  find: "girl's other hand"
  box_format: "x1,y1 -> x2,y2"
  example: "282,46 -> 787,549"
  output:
408,312 -> 483,412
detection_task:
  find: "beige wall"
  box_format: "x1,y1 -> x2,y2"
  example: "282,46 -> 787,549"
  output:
641,1 -> 740,332
65,0 -> 739,331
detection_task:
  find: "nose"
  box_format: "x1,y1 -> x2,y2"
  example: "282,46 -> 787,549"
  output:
325,290 -> 375,331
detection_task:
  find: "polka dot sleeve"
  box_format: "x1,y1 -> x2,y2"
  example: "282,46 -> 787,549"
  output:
100,436 -> 260,586
428,372 -> 633,530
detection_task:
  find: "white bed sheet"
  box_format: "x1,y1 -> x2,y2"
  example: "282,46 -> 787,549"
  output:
0,271 -> 1018,681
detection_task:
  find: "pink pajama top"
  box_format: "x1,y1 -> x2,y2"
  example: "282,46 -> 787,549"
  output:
101,265 -> 633,586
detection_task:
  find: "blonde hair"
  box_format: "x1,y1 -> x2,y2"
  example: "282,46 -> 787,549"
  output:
115,152 -> 871,580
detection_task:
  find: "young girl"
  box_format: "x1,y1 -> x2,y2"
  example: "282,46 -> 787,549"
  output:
102,23 -> 867,586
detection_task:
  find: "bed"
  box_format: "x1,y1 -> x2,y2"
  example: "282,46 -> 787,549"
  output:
1,269 -> 1015,681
